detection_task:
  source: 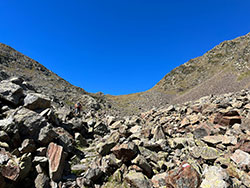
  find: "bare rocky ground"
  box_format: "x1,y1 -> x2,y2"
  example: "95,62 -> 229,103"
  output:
0,75 -> 249,188
1,33 -> 250,188
108,33 -> 250,116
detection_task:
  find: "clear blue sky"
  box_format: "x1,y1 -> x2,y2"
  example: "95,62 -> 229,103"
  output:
1,0 -> 250,95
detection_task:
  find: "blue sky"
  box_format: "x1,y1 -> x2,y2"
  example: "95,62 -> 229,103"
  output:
1,0 -> 250,95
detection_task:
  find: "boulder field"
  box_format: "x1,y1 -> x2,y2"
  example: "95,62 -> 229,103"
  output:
0,76 -> 249,188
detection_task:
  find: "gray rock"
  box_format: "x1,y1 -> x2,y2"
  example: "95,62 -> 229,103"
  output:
75,132 -> 87,147
200,166 -> 229,188
0,117 -> 17,134
151,172 -> 168,188
35,173 -> 50,188
124,171 -> 152,188
71,164 -> 87,175
0,71 -> 9,81
24,93 -> 51,111
38,125 -> 57,146
13,107 -> 48,139
94,121 -> 109,136
9,77 -> 23,85
53,127 -> 74,153
84,168 -> 103,182
98,132 -> 120,156
152,125 -> 165,141
0,148 -> 9,165
36,147 -> 47,156
0,80 -> 24,105
33,156 -> 48,166
132,155 -> 153,178
191,146 -> 220,160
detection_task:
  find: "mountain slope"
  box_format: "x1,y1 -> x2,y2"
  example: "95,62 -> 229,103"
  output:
108,32 -> 250,114
0,43 -> 108,110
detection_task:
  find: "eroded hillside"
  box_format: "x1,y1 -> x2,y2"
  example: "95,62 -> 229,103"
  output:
108,33 -> 250,115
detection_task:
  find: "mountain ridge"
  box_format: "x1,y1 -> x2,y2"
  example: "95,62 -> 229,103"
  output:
1,32 -> 250,116
107,32 -> 250,115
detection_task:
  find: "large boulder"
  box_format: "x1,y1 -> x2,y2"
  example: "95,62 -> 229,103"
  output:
46,142 -> 66,182
53,127 -> 74,153
200,166 -> 229,188
132,155 -> 153,178
213,110 -> 241,127
0,80 -> 24,105
124,171 -> 152,188
151,172 -> 168,188
165,162 -> 201,188
24,93 -> 51,111
38,125 -> 57,146
12,107 -> 47,139
111,142 -> 139,163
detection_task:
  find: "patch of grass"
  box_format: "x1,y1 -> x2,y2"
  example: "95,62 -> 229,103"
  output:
237,70 -> 250,81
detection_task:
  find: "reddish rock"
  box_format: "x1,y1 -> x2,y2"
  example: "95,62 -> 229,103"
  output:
111,142 -> 138,162
46,142 -> 66,182
240,141 -> 250,153
151,172 -> 168,188
230,149 -> 250,168
1,162 -> 20,181
165,162 -> 201,188
213,111 -> 241,127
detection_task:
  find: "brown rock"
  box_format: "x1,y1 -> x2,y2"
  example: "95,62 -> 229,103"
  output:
1,162 -> 20,181
132,155 -> 153,178
46,142 -> 66,182
202,135 -> 237,145
0,174 -> 6,188
111,142 -> 138,162
231,149 -> 250,168
19,139 -> 36,153
151,172 -> 168,188
240,141 -> 250,153
165,162 -> 201,188
213,111 -> 241,127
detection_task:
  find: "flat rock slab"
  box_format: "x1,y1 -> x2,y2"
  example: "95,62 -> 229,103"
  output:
200,166 -> 229,188
191,146 -> 220,160
24,93 -> 51,110
231,149 -> 250,168
202,135 -> 237,145
47,142 -> 66,182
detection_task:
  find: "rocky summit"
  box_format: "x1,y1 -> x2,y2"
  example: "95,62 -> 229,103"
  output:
0,33 -> 250,188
